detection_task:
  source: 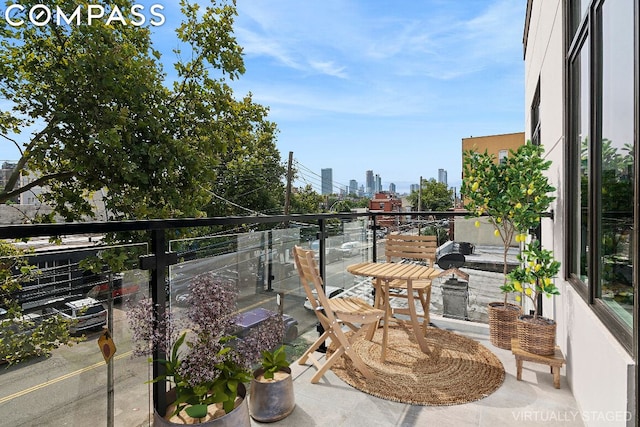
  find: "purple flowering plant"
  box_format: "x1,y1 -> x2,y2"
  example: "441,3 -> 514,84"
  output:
128,272 -> 285,419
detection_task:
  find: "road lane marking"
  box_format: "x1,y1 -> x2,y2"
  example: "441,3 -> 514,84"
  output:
0,350 -> 133,404
1,291 -> 303,405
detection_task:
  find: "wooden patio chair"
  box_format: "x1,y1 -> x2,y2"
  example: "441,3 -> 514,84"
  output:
292,246 -> 384,383
383,233 -> 439,328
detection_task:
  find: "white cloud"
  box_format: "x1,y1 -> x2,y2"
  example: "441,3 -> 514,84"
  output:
307,61 -> 348,79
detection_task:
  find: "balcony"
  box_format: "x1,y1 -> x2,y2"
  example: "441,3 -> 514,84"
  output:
0,212 -> 582,426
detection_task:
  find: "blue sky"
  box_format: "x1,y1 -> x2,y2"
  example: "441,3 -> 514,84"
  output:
228,0 -> 527,194
1,0 -> 527,195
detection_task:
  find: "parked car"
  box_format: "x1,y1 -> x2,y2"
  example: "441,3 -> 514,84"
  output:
86,273 -> 139,303
303,286 -> 346,311
44,297 -> 107,334
232,307 -> 299,343
340,241 -> 363,257
0,309 -> 43,336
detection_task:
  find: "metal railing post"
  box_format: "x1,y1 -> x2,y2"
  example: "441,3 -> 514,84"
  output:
150,229 -> 167,416
317,219 -> 327,352
371,215 -> 378,262
139,229 -> 177,418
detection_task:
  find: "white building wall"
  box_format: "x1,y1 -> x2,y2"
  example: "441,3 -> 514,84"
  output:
524,1 -> 635,425
564,287 -> 635,425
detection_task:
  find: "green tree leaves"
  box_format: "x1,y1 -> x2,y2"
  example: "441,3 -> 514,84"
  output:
461,142 -> 556,293
407,178 -> 453,211
1,0 -> 282,222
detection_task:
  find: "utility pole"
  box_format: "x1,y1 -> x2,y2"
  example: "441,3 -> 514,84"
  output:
418,176 -> 422,211
418,176 -> 422,235
283,151 -> 293,226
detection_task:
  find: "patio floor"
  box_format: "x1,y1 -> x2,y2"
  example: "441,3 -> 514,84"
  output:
251,314 -> 584,427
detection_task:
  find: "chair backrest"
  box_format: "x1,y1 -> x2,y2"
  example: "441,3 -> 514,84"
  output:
385,233 -> 437,266
292,246 -> 333,315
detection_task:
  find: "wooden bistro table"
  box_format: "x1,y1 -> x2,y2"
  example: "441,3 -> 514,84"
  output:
347,261 -> 440,362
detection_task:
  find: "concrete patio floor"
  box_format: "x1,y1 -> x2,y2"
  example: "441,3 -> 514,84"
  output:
251,314 -> 583,427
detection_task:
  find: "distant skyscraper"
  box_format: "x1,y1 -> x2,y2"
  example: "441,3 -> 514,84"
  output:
349,180 -> 358,195
375,174 -> 382,193
365,170 -> 374,196
389,183 -> 396,194
410,184 -> 420,193
321,168 -> 333,195
438,169 -> 448,186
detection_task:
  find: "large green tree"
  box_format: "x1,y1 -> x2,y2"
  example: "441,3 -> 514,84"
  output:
289,185 -> 323,214
206,105 -> 285,217
0,0 -> 282,221
407,178 -> 453,211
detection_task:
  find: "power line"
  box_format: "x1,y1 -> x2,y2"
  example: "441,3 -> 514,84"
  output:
200,186 -> 262,216
293,159 -> 351,194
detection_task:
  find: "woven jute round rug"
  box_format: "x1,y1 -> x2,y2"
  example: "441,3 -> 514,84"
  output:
327,324 -> 505,406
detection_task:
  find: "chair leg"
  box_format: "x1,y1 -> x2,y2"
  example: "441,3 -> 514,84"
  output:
310,346 -> 345,384
365,278 -> 383,341
299,329 -> 331,365
333,326 -> 375,379
406,282 -> 430,355
308,324 -> 376,382
424,287 -> 431,325
417,289 -> 430,329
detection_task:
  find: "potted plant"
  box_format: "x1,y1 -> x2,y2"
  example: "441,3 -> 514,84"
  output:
461,142 -> 555,349
249,343 -> 296,422
127,272 -> 286,426
505,240 -> 561,355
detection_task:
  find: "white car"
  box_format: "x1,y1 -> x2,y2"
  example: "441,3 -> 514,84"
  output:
303,286 -> 345,310
45,297 -> 107,334
340,242 -> 363,257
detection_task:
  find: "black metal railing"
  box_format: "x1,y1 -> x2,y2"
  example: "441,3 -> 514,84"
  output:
0,210 -> 472,423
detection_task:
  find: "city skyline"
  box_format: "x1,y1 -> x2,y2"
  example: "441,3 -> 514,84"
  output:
303,166 -> 450,196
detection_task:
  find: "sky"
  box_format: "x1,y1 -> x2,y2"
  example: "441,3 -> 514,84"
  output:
0,0 -> 527,195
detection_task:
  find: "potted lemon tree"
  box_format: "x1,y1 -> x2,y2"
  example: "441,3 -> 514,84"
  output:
505,240 -> 561,355
461,142 -> 555,349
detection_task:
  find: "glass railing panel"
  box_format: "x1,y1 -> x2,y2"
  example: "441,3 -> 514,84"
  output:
0,240 -> 151,427
444,214 -> 520,323
318,217 -> 373,303
368,213 -> 517,324
168,227 -> 318,369
0,210 -> 566,425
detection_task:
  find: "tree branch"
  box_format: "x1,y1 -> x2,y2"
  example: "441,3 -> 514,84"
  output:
2,121 -> 56,197
0,133 -> 25,157
0,171 -> 74,204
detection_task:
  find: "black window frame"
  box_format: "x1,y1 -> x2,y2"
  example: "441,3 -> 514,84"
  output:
564,0 -> 638,354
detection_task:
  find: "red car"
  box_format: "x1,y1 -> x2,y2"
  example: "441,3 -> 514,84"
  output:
87,273 -> 140,303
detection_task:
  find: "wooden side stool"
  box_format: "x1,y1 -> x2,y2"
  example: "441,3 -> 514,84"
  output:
511,338 -> 565,389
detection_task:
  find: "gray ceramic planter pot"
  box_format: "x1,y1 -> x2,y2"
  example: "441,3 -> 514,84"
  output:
154,384 -> 251,427
249,367 -> 295,422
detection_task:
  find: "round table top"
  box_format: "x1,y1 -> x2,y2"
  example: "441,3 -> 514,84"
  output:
347,262 -> 440,280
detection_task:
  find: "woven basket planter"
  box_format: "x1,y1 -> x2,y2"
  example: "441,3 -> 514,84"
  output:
516,315 -> 557,356
488,302 -> 521,350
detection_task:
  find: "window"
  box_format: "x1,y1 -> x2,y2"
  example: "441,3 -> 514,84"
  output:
569,0 -> 589,39
531,80 -> 541,146
596,0 -> 635,327
566,0 -> 636,345
569,36 -> 590,286
498,150 -> 508,164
